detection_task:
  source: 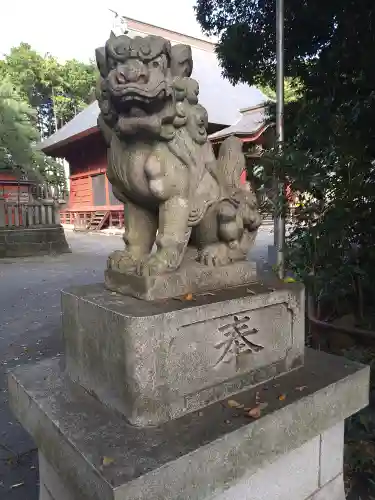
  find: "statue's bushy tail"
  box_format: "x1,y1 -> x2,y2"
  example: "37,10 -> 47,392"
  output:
216,136 -> 246,191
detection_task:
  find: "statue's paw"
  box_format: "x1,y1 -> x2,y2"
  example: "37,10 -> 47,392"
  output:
198,243 -> 231,267
227,240 -> 247,262
137,248 -> 180,276
107,250 -> 138,273
138,253 -> 169,276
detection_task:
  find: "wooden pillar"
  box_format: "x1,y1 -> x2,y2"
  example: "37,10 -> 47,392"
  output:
89,175 -> 94,207
0,198 -> 5,227
105,175 -> 110,206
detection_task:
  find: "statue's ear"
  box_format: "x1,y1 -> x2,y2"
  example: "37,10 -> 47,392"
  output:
170,44 -> 193,77
95,47 -> 108,77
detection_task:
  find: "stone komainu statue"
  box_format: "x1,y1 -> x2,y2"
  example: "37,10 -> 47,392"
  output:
96,33 -> 261,276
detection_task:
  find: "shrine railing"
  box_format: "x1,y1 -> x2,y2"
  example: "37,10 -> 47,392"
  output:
0,185 -> 68,228
0,199 -> 64,228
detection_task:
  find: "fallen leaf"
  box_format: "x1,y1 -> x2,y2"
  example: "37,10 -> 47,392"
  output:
278,394 -> 286,401
247,406 -> 261,419
245,402 -> 268,412
10,482 -> 24,489
174,293 -> 196,302
227,399 -> 244,409
102,456 -> 115,466
295,386 -> 307,392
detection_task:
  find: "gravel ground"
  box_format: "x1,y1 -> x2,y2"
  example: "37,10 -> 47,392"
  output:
0,228 -> 272,498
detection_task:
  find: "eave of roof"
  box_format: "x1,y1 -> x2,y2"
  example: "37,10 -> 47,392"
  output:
39,104 -> 100,154
209,124 -> 272,144
208,104 -> 271,141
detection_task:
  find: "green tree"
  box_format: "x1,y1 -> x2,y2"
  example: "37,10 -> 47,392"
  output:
0,43 -> 97,138
45,56 -> 97,129
195,0 -> 375,316
257,77 -> 303,103
0,79 -> 65,187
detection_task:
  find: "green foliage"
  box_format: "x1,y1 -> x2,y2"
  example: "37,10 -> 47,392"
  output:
256,77 -> 303,103
0,43 -> 97,138
196,0 -> 375,315
0,79 -> 65,187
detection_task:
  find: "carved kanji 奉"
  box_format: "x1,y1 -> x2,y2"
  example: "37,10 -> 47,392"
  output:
214,315 -> 264,370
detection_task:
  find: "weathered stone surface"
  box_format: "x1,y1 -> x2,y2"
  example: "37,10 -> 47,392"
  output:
62,280 -> 305,426
39,483 -> 54,500
39,453 -> 75,500
214,435 -> 321,500
105,258 -> 257,300
38,438 -> 346,500
309,475 -> 345,500
8,349 -> 369,500
319,422 -> 344,486
96,33 -> 262,279
0,225 -> 70,258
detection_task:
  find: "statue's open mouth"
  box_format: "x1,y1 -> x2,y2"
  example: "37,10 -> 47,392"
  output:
110,81 -> 167,101
110,81 -> 169,114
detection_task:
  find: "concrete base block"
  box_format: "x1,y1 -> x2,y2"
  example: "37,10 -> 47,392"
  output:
0,225 -> 70,258
37,440 -> 346,500
39,483 -> 54,500
39,452 -> 75,500
61,280 -> 305,426
9,349 -> 369,500
309,474 -> 346,500
212,434 -> 346,500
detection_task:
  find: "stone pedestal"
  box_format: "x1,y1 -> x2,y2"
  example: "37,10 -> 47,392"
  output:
105,259 -> 258,300
9,349 -> 369,500
61,280 -> 304,426
0,225 -> 70,258
7,272 -> 370,500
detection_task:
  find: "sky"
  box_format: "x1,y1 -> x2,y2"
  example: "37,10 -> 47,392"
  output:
1,0 -> 211,62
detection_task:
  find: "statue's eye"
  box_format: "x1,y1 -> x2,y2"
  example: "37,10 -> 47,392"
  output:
152,60 -> 160,68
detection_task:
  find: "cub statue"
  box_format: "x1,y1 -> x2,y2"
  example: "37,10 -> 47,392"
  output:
95,33 -> 262,276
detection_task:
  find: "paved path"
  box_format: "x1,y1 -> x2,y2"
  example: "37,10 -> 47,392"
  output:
0,228 -> 272,498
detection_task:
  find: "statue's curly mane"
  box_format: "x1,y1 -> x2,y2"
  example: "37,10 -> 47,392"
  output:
96,34 -> 208,151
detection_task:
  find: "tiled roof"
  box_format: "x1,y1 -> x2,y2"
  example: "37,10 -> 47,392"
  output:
208,104 -> 271,141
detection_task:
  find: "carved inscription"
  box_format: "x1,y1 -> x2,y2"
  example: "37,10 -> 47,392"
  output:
214,315 -> 264,370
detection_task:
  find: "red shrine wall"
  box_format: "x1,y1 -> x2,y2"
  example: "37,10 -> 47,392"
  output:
60,131 -> 248,214
64,134 -> 121,212
0,173 -> 31,203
